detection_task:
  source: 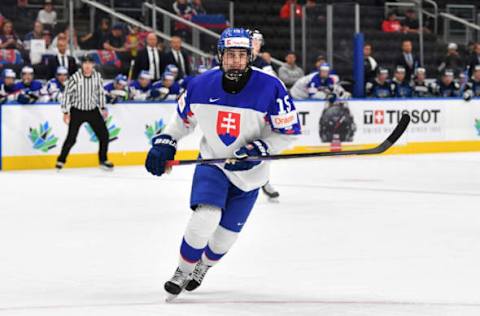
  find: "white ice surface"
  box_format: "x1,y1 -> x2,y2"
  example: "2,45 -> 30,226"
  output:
1,153 -> 480,315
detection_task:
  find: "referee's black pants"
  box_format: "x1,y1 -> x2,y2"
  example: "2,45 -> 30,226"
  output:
57,107 -> 109,163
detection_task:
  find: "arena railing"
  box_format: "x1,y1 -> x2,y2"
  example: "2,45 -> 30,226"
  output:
80,0 -> 212,60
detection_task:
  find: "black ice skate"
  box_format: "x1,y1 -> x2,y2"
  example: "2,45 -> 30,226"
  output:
164,267 -> 191,302
99,161 -> 114,171
186,261 -> 211,291
55,161 -> 64,171
261,182 -> 280,200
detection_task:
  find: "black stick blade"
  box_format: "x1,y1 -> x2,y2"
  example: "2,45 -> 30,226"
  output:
386,114 -> 411,146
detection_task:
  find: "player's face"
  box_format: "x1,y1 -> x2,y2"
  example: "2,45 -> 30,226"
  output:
222,48 -> 249,73
57,74 -> 68,84
474,71 -> 480,81
114,82 -> 125,90
4,77 -> 14,86
252,39 -> 262,54
416,73 -> 425,81
163,78 -> 174,88
378,73 -> 388,82
395,72 -> 405,81
22,73 -> 33,84
319,69 -> 329,79
139,78 -> 150,88
442,75 -> 453,85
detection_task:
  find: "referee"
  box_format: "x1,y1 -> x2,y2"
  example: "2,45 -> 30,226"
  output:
56,55 -> 114,171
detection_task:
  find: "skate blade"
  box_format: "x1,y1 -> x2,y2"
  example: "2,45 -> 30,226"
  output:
268,197 -> 280,203
165,293 -> 179,303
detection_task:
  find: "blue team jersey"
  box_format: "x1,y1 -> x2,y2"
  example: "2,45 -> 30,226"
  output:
152,80 -> 181,95
104,82 -> 115,92
165,67 -> 301,191
307,73 -> 335,97
129,80 -> 152,92
15,80 -> 43,94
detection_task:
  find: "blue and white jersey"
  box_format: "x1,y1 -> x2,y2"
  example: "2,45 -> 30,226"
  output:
104,82 -> 129,103
152,80 -> 182,100
129,80 -> 153,101
40,78 -> 65,102
290,72 -> 345,100
0,82 -> 19,102
164,67 -> 301,191
15,80 -> 43,97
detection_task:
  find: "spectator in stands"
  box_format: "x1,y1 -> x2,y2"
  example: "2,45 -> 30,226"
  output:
51,25 -> 79,51
164,35 -> 191,79
278,51 -> 304,89
467,42 -> 480,78
103,23 -> 127,53
363,43 -> 378,84
463,65 -> 480,101
133,32 -> 166,82
0,12 -> 4,31
173,0 -> 194,17
437,43 -> 463,76
104,74 -> 129,104
0,68 -> 19,104
43,29 -> 53,50
40,66 -> 68,102
382,12 -> 401,33
37,0 -> 57,28
80,18 -> 111,50
24,21 -> 44,48
15,66 -> 43,104
431,69 -> 460,97
401,9 -> 419,34
391,66 -> 413,98
280,0 -> 302,20
130,70 -> 155,101
192,0 -> 207,15
396,39 -> 419,81
365,67 -> 393,98
47,37 -> 77,78
412,67 -> 431,97
0,19 -> 23,50
125,25 -> 147,58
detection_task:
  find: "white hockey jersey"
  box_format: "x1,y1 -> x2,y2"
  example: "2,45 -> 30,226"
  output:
164,67 -> 301,191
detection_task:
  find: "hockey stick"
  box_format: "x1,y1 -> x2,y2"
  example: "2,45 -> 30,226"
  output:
166,114 -> 411,167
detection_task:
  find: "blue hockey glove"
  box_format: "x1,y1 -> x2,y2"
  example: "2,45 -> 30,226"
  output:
224,140 -> 269,172
145,134 -> 177,176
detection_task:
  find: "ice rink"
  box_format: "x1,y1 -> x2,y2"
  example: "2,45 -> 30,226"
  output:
1,152 -> 480,316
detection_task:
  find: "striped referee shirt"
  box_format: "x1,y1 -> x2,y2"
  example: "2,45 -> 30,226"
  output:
61,69 -> 106,113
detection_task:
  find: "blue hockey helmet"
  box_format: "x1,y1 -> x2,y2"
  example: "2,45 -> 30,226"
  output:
217,27 -> 252,80
114,74 -> 128,86
2,68 -> 16,79
166,64 -> 179,74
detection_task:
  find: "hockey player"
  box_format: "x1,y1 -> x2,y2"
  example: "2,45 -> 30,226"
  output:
412,67 -> 431,97
15,66 -> 43,104
0,69 -> 19,104
431,69 -> 460,97
129,70 -> 155,100
463,65 -> 480,101
151,71 -> 181,101
251,30 -> 276,76
391,66 -> 413,98
145,28 -> 301,299
104,74 -> 129,103
290,63 -> 346,100
365,67 -> 393,98
40,66 -> 69,103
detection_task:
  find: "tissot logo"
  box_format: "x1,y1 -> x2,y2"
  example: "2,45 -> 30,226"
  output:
364,109 -> 440,125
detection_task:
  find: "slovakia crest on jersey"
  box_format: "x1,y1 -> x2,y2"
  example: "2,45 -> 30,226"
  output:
216,110 -> 241,146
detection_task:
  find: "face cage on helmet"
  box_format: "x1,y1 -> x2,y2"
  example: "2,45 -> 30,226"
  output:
218,47 -> 253,81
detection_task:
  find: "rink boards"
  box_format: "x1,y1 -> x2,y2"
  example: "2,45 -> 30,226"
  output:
1,98 -> 480,170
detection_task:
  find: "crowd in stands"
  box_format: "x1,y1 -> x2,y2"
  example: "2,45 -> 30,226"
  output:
2,0 -> 480,105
